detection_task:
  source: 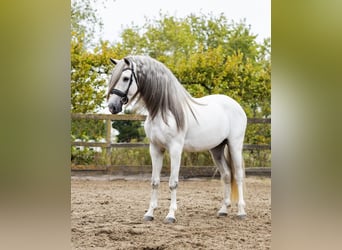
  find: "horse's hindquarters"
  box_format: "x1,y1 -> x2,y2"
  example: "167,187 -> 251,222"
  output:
183,95 -> 246,152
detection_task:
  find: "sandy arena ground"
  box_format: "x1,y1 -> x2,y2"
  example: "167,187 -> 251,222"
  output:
71,176 -> 271,249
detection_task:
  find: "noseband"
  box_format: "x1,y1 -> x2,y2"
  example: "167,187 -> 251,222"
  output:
109,64 -> 138,105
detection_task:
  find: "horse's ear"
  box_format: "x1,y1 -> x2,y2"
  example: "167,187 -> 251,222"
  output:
110,58 -> 119,65
124,57 -> 131,66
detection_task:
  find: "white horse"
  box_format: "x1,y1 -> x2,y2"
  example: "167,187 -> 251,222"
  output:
106,55 -> 247,223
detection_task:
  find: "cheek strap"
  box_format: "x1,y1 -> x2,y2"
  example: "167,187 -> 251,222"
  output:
110,89 -> 129,104
109,65 -> 138,105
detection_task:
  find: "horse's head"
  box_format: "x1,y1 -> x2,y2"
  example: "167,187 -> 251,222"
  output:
106,57 -> 138,114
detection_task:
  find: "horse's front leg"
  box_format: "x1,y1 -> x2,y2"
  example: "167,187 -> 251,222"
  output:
165,144 -> 183,223
144,143 -> 164,221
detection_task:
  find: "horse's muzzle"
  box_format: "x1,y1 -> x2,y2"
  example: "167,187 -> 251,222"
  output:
108,103 -> 122,114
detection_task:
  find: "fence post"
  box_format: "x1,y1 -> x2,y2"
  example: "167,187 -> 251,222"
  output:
105,118 -> 112,168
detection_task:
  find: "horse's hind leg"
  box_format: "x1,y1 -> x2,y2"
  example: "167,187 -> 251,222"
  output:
229,140 -> 246,218
144,143 -> 164,221
210,141 -> 232,217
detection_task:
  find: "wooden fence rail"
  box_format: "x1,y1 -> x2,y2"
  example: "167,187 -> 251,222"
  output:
71,113 -> 271,124
71,113 -> 271,176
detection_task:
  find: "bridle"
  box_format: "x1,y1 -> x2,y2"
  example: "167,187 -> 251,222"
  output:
109,63 -> 138,105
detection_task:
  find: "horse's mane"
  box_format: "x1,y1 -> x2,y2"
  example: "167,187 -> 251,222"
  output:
127,55 -> 196,131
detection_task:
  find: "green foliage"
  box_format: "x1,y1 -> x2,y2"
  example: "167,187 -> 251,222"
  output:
71,119 -> 106,141
71,40 -> 116,113
71,147 -> 107,166
112,110 -> 146,142
71,0 -> 102,47
71,0 -> 118,114
243,150 -> 271,167
71,146 -> 270,168
111,148 -> 151,166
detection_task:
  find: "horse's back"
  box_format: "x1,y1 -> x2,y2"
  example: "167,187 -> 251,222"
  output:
193,94 -> 246,126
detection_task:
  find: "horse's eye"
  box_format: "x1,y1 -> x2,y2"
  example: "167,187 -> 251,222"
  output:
123,76 -> 129,82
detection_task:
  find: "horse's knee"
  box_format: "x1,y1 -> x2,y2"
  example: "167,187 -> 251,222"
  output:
169,181 -> 178,190
151,179 -> 160,189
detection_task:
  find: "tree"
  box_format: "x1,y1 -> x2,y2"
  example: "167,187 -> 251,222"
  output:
71,0 -> 117,141
71,0 -> 100,48
71,39 -> 116,113
71,0 -> 118,114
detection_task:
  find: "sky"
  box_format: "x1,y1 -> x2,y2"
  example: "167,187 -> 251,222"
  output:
98,0 -> 271,44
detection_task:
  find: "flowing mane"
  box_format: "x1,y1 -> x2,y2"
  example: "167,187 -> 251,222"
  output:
128,55 -> 196,130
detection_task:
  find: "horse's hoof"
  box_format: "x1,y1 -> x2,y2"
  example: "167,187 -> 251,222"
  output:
237,214 -> 246,219
164,217 -> 176,224
217,212 -> 228,217
143,216 -> 154,221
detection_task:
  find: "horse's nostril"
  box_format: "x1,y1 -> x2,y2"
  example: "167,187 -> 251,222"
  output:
108,104 -> 115,114
108,103 -> 121,114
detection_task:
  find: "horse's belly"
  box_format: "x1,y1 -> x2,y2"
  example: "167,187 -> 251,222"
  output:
183,129 -> 228,151
183,115 -> 229,152
183,140 -> 223,152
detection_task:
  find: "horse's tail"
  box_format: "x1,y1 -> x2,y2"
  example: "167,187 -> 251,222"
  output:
224,144 -> 244,204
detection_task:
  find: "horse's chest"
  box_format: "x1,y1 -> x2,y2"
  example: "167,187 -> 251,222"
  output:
144,118 -> 179,148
